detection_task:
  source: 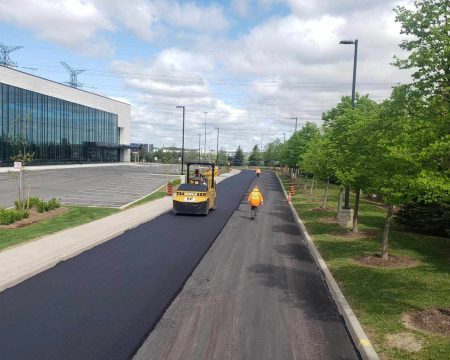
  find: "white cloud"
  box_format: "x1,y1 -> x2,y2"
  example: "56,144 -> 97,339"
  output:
0,0 -> 115,56
0,0 -> 229,55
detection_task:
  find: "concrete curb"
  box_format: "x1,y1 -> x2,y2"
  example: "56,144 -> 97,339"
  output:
0,169 -> 241,294
275,172 -> 379,360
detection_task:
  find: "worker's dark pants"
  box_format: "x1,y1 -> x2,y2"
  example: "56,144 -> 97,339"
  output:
251,205 -> 259,219
256,173 -> 260,177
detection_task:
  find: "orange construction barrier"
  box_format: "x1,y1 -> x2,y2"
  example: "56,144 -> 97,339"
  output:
167,183 -> 174,195
289,184 -> 295,195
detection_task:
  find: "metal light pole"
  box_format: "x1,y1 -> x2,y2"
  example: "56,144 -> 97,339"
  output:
282,132 -> 286,144
215,127 -> 219,165
204,111 -> 207,159
176,105 -> 185,175
291,117 -> 298,133
198,133 -> 201,161
340,39 -> 358,209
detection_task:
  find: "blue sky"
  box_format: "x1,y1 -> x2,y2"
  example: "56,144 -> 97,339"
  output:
0,0 -> 413,152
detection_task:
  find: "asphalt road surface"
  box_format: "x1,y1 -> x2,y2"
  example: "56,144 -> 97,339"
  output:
0,170 -> 255,360
135,171 -> 360,360
0,165 -> 177,208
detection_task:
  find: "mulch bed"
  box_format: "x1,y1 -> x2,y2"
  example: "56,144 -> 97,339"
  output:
403,308 -> 450,337
331,229 -> 377,239
0,207 -> 69,229
353,254 -> 421,268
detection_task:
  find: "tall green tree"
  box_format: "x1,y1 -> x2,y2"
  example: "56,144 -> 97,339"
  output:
394,0 -> 450,99
281,122 -> 320,169
232,146 -> 245,166
248,145 -> 261,166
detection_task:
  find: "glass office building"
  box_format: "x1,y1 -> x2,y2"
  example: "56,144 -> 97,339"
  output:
0,67 -> 131,166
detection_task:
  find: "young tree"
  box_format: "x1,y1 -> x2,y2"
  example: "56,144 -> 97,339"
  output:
302,134 -> 336,209
323,95 -> 381,232
232,146 -> 245,166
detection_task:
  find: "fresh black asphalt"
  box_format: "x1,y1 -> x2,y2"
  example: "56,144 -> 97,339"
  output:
135,171 -> 360,360
0,170 -> 255,360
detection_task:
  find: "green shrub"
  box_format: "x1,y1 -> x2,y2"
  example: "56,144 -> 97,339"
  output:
47,198 -> 60,210
35,200 -> 46,213
170,178 -> 181,185
0,208 -> 28,225
395,201 -> 450,237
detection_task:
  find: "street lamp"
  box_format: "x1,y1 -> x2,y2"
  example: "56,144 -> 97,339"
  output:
215,127 -> 219,165
204,112 -> 207,159
176,105 -> 185,175
340,39 -> 358,209
291,117 -> 298,133
282,132 -> 286,144
198,133 -> 201,161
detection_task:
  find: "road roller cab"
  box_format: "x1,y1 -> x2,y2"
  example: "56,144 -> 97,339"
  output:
173,162 -> 217,215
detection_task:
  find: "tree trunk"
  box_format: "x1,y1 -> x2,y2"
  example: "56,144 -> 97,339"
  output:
336,187 -> 343,218
310,174 -> 315,194
304,174 -> 308,190
382,205 -> 394,260
352,189 -> 360,233
322,179 -> 329,209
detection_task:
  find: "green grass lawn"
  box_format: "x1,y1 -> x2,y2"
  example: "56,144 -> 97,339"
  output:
125,189 -> 167,208
0,206 -> 119,251
278,173 -> 450,360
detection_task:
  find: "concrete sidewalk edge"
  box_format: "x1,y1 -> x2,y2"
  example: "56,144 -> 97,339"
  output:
275,172 -> 379,360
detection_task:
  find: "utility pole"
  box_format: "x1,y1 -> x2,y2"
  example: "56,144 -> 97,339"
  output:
176,106 -> 185,175
204,112 -> 207,159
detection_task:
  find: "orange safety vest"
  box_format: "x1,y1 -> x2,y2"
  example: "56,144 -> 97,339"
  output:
248,190 -> 264,207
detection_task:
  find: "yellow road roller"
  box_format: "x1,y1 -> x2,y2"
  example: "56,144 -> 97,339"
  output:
173,162 -> 217,215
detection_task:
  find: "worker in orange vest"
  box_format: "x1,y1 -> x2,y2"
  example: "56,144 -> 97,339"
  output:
248,185 -> 264,220
256,167 -> 262,177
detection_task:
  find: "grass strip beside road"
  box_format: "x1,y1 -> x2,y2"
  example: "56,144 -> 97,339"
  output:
278,173 -> 450,360
126,190 -> 167,209
0,207 -> 119,251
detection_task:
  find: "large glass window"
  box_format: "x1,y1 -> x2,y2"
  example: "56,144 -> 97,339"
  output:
0,82 -> 120,166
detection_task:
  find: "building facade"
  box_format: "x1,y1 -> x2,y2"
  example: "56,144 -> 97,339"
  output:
0,66 -> 131,166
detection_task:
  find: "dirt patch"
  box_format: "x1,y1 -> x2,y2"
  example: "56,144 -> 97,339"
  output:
353,254 -> 421,268
403,308 -> 450,337
332,229 -> 377,239
319,217 -> 339,224
386,332 -> 423,352
0,207 -> 69,229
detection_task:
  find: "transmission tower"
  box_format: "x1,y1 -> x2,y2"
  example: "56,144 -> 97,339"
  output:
60,61 -> 85,88
0,43 -> 23,68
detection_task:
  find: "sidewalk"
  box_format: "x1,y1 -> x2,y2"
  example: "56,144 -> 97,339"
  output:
0,170 -> 240,293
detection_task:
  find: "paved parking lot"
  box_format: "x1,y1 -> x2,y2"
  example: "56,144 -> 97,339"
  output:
0,166 -> 178,208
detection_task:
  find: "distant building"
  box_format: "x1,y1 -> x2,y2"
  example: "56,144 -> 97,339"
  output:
0,66 -> 132,166
131,143 -> 154,152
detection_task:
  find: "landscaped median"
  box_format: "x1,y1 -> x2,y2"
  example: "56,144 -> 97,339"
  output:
0,206 -> 119,251
278,173 -> 450,360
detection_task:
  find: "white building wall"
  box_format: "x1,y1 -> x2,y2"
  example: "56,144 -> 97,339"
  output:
0,66 -> 131,162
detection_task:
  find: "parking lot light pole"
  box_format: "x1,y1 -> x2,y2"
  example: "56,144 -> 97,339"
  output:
282,132 -> 286,144
198,133 -> 201,161
215,127 -> 219,165
339,39 -> 358,209
176,105 -> 185,175
291,117 -> 298,133
204,112 -> 207,159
